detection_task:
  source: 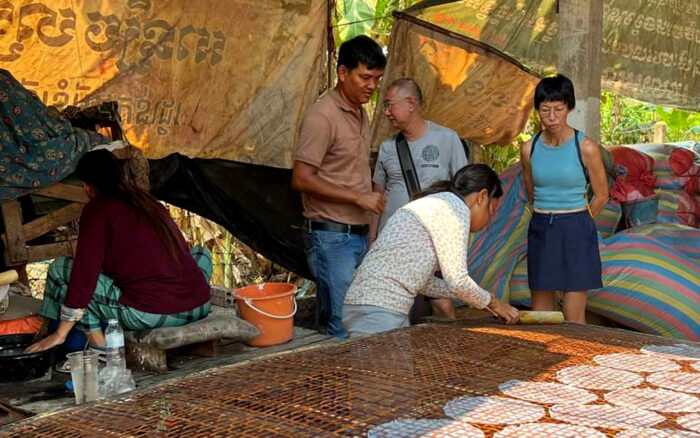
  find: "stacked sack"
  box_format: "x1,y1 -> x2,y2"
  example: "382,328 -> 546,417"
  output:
631,144 -> 700,228
595,199 -> 622,238
610,143 -> 699,228
609,146 -> 656,201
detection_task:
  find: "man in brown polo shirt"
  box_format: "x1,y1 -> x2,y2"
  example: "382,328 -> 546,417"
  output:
292,35 -> 386,338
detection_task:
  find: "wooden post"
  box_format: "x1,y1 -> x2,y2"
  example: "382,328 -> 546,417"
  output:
557,0 -> 604,142
1,201 -> 28,265
16,265 -> 29,287
653,122 -> 667,143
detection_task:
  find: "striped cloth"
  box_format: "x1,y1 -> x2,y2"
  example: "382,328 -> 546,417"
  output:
656,189 -> 699,227
595,199 -> 622,238
469,164 -> 700,341
40,246 -> 212,332
468,165 -> 531,301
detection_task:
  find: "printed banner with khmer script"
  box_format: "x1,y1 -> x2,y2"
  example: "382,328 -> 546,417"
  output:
0,0 -> 326,167
371,16 -> 540,149
409,0 -> 699,111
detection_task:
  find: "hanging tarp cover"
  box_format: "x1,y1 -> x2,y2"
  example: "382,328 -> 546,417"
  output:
0,0 -> 326,276
149,154 -> 309,278
0,69 -> 108,201
0,0 -> 326,167
407,0 -> 700,111
371,13 -> 539,148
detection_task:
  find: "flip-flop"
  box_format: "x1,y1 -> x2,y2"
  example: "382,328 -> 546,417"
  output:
53,359 -> 71,374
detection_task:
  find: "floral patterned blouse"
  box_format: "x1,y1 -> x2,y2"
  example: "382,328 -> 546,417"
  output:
344,191 -> 492,314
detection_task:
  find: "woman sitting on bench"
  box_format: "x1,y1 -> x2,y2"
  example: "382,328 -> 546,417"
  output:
26,149 -> 211,353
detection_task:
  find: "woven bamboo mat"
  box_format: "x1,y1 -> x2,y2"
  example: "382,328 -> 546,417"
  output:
2,322 -> 698,437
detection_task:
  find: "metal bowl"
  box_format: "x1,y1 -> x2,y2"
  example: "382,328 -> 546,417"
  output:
0,333 -> 56,382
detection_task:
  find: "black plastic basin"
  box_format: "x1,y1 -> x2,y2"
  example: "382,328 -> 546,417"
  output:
0,333 -> 55,383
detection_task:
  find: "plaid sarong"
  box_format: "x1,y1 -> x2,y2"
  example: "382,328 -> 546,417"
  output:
40,246 -> 212,332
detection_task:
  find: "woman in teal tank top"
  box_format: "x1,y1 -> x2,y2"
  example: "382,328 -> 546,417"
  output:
519,74 -> 609,324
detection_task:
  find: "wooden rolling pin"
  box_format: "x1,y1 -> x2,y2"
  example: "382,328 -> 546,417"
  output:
518,310 -> 565,324
0,269 -> 18,286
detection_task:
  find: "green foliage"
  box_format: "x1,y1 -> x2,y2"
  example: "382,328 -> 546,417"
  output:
334,0 -> 420,46
600,92 -> 655,145
335,0 -> 376,42
478,143 -> 520,174
654,106 -> 700,142
600,91 -> 700,146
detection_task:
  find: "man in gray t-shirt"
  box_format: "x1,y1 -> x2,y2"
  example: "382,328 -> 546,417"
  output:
373,121 -> 467,232
370,78 -> 468,318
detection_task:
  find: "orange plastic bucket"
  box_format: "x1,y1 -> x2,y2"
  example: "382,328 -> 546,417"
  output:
234,282 -> 297,347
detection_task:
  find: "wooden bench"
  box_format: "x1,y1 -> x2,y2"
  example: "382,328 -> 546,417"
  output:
0,183 -> 88,283
124,307 -> 259,373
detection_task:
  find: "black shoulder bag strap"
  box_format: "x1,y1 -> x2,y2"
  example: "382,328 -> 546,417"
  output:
530,130 -> 542,159
572,129 -> 590,185
573,129 -> 593,211
396,132 -> 421,198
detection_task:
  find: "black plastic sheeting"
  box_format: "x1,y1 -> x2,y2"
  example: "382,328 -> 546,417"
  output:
149,154 -> 311,279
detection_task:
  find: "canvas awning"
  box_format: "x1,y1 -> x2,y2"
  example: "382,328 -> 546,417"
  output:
0,0 -> 696,278
0,0 -> 326,167
370,12 -> 540,149
405,0 -> 699,112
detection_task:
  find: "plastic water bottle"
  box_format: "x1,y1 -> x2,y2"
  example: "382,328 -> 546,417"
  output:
104,319 -> 126,369
100,319 -> 135,397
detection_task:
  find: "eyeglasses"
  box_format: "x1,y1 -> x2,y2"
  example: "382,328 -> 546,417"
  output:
382,97 -> 410,112
538,105 -> 567,116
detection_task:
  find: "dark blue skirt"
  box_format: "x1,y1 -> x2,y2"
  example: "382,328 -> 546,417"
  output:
527,211 -> 603,291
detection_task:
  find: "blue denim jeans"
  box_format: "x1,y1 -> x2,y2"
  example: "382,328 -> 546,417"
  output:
303,229 -> 368,338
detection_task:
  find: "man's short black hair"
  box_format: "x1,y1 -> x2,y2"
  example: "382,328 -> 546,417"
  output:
534,74 -> 576,110
337,35 -> 386,72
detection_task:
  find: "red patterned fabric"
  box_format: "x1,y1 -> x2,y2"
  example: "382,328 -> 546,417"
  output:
610,147 -> 656,202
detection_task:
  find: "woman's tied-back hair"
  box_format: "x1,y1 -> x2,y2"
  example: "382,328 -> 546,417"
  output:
75,149 -> 181,263
415,163 -> 503,200
534,74 -> 576,110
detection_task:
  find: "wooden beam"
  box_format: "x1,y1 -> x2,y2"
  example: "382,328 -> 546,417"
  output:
26,241 -> 74,263
184,339 -> 220,358
1,201 -> 28,265
36,183 -> 88,203
21,203 -> 83,242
